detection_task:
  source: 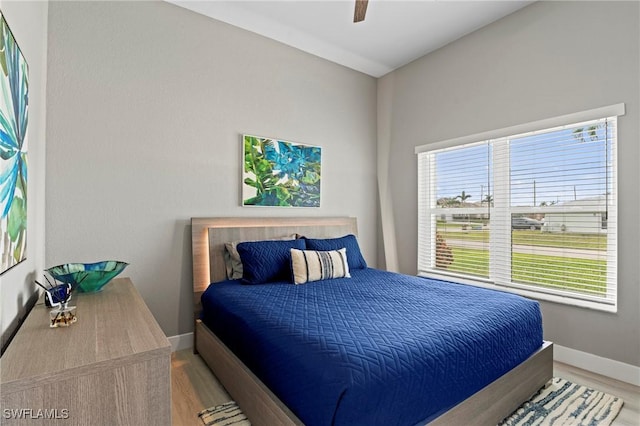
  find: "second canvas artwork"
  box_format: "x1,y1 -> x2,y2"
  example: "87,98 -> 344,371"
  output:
242,135 -> 321,208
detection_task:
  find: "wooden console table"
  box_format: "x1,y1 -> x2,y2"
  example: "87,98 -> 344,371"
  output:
1,278 -> 171,425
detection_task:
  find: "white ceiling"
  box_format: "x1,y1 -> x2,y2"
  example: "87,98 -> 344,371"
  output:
166,0 -> 534,77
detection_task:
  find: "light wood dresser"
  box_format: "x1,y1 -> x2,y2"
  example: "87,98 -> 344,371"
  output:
0,278 -> 171,425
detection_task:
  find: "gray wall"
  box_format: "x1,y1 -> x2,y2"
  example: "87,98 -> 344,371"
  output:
46,1 -> 377,337
382,1 -> 639,366
0,0 -> 48,350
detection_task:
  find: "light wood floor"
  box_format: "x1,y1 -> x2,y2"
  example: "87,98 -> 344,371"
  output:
171,349 -> 231,426
171,348 -> 640,426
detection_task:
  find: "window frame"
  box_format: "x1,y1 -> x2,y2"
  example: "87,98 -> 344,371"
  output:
415,104 -> 624,313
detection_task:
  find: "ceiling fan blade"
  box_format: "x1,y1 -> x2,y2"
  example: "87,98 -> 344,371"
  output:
354,0 -> 368,23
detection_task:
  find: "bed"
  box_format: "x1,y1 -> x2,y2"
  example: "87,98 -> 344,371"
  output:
191,217 -> 553,425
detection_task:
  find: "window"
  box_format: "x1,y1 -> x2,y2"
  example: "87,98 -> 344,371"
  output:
416,105 -> 623,312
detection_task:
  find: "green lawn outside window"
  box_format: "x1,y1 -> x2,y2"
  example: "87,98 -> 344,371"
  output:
443,247 -> 607,296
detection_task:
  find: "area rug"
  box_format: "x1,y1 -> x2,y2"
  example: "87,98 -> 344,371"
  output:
198,378 -> 624,426
499,377 -> 624,426
198,401 -> 250,426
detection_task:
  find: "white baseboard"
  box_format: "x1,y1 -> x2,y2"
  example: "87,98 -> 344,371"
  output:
168,332 -> 193,352
166,333 -> 639,386
554,344 -> 640,387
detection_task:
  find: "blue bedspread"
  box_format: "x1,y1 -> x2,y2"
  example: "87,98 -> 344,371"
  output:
201,268 -> 543,426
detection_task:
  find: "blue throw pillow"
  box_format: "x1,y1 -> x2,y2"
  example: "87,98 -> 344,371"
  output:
237,239 -> 306,284
304,234 -> 367,270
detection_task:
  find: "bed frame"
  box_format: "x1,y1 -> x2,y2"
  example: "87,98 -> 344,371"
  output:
191,216 -> 553,425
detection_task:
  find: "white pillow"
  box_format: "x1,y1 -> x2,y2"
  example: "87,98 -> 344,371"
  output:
290,248 -> 350,285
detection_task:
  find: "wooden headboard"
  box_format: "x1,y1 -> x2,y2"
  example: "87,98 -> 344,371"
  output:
191,217 -> 358,319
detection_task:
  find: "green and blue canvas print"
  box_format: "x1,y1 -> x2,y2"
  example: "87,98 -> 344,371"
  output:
243,135 -> 321,207
0,12 -> 28,274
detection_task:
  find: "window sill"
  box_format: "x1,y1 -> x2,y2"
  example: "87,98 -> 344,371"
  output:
417,271 -> 618,313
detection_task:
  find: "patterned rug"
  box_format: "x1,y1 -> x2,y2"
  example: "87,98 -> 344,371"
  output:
500,377 -> 624,425
198,378 -> 624,426
198,401 -> 250,426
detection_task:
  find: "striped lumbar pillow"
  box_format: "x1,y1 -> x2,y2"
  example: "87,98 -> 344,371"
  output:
290,248 -> 351,285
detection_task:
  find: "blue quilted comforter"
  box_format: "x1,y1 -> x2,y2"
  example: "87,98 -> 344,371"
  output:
201,268 -> 543,425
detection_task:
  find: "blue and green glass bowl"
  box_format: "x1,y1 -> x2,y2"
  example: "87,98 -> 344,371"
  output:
46,261 -> 129,293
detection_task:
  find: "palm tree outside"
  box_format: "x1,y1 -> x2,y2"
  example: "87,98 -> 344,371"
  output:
456,191 -> 472,206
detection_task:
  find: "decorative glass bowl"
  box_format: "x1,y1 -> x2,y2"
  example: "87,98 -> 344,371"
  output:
46,261 -> 129,293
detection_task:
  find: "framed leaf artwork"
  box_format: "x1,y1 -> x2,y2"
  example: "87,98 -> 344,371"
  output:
0,11 -> 28,274
243,135 -> 321,207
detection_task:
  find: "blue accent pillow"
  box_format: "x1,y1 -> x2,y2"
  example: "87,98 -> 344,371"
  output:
237,239 -> 306,284
304,234 -> 367,270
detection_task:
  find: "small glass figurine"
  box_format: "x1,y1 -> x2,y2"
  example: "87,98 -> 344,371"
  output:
36,277 -> 78,328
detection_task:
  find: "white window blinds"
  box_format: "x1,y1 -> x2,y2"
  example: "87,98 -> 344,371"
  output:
417,108 -> 620,311
417,142 -> 492,279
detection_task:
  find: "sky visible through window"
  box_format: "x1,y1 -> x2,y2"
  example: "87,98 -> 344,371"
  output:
434,143 -> 492,207
434,124 -> 611,208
